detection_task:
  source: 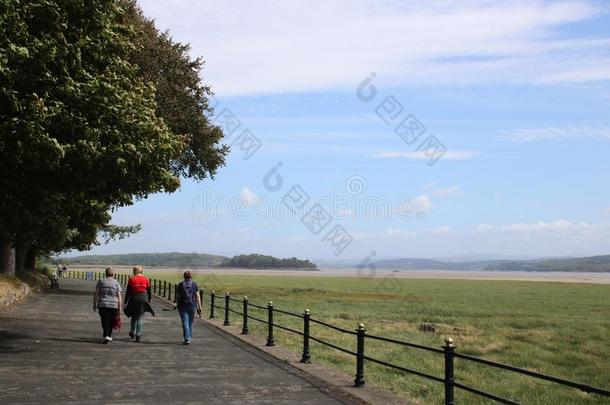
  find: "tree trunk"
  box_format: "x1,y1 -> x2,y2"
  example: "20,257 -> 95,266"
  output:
0,240 -> 16,275
25,245 -> 37,272
14,240 -> 27,276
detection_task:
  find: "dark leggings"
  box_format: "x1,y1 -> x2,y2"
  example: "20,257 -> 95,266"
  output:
99,307 -> 118,338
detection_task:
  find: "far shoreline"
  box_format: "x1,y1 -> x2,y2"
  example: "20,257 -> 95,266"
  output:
66,265 -> 610,284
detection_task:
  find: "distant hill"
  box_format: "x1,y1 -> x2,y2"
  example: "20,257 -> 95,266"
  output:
58,252 -> 227,268
55,252 -> 317,270
372,255 -> 610,272
486,255 -> 610,272
220,254 -> 317,270
373,258 -> 457,270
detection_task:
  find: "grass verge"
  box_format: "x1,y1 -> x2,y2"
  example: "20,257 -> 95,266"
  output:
139,272 -> 609,404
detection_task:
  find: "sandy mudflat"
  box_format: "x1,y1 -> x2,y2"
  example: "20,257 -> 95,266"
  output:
69,265 -> 610,284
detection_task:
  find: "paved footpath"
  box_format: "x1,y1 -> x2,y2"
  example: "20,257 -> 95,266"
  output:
0,279 -> 352,404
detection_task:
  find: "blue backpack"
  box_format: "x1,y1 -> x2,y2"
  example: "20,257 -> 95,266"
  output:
178,280 -> 197,306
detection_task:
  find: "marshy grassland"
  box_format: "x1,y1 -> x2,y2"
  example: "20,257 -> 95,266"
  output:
143,272 -> 609,404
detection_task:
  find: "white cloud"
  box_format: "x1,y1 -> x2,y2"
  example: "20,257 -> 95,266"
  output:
430,225 -> 452,235
138,0 -> 610,96
411,195 -> 433,213
505,125 -> 610,142
502,219 -> 579,232
431,185 -> 462,197
372,150 -> 478,160
477,223 -> 494,231
240,187 -> 261,205
384,228 -> 417,238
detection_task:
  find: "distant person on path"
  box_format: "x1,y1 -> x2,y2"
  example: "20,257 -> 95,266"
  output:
124,266 -> 154,342
93,267 -> 122,344
174,271 -> 202,345
61,264 -> 67,278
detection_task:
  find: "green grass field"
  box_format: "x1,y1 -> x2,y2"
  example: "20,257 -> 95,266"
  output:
145,272 -> 610,404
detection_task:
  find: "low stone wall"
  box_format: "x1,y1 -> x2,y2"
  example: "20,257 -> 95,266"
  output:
0,278 -> 32,308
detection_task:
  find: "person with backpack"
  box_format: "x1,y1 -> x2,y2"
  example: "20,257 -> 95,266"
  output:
174,271 -> 202,345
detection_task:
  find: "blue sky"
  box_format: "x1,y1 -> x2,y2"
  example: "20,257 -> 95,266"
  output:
86,0 -> 610,261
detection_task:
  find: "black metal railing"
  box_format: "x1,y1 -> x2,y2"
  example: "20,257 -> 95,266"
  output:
195,284 -> 610,405
72,272 -> 610,404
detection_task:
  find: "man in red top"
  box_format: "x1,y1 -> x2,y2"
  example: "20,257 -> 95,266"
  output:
124,266 -> 154,342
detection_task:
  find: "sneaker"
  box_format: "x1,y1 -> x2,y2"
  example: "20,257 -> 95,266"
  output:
106,336 -> 113,342
103,337 -> 110,344
183,340 -> 191,345
129,332 -> 135,340
135,335 -> 141,342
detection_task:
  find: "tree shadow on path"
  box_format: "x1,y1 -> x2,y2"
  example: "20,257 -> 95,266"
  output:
0,330 -> 35,353
44,288 -> 92,297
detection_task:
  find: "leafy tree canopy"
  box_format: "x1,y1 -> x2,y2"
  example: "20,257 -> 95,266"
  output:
0,0 -> 227,272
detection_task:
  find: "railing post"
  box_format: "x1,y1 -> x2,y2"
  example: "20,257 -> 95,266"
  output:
163,280 -> 167,298
242,296 -> 249,334
153,279 -> 157,294
301,309 -> 311,363
210,291 -> 216,318
266,301 -> 275,346
224,292 -> 231,326
354,323 -> 366,387
443,337 -> 456,405
168,283 -> 172,301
